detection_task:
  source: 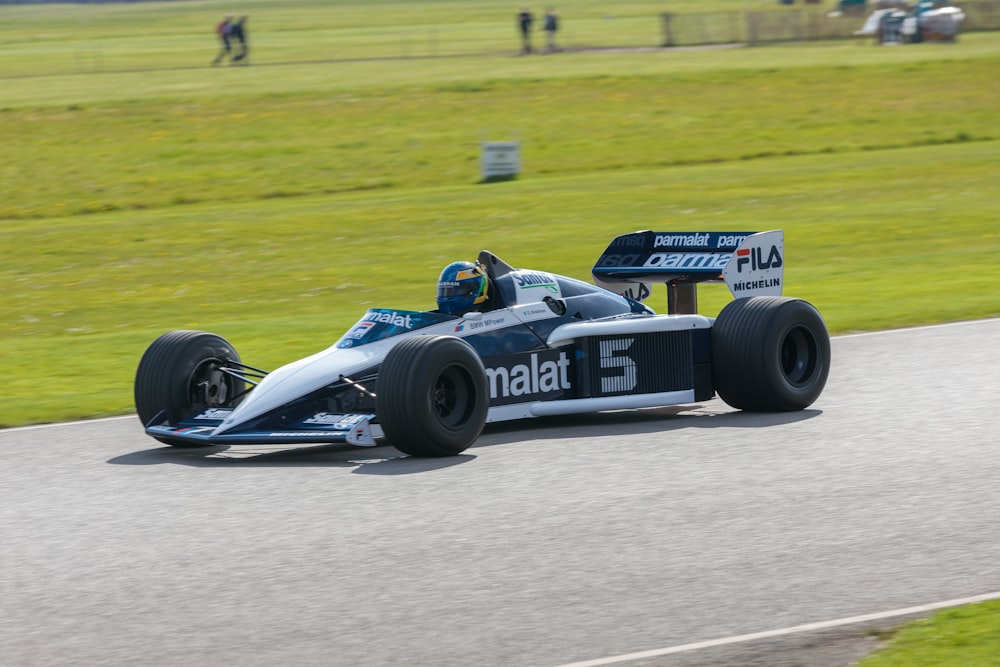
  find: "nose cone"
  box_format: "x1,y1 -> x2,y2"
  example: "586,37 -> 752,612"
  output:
214,345 -> 374,434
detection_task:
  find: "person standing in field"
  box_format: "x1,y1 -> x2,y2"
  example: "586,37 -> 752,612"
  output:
211,15 -> 233,66
230,16 -> 250,64
543,7 -> 560,52
518,6 -> 534,54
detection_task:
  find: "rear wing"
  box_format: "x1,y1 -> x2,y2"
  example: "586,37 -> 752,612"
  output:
592,230 -> 784,314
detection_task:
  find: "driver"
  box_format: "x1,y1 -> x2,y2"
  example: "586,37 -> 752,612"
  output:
436,261 -> 491,315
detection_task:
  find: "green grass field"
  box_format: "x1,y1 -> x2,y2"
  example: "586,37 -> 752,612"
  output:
2,0 -> 999,428
2,1 -> 999,661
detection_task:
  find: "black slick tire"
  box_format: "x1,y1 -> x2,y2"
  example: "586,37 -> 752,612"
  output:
377,335 -> 488,457
134,330 -> 244,446
711,297 -> 830,411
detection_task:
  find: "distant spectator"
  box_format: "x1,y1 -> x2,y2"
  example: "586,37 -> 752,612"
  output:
518,6 -> 534,54
211,15 -> 233,66
544,7 -> 560,52
230,16 -> 249,64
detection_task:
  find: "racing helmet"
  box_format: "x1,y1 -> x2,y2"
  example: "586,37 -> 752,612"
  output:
437,261 -> 489,315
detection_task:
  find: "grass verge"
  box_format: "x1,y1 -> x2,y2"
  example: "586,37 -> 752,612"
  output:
858,600 -> 1000,667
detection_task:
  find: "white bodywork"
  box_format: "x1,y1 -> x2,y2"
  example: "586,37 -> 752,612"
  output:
487,312 -> 715,422
210,231 -> 784,439
216,308 -> 712,435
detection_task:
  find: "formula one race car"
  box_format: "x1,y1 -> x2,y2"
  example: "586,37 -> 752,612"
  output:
134,230 -> 830,456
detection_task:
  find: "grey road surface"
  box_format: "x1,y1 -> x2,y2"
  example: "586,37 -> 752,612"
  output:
2,320 -> 998,667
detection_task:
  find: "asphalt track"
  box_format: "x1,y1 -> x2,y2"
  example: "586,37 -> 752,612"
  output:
2,319 -> 999,667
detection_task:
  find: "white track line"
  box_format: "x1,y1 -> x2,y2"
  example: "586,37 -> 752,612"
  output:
0,414 -> 134,434
835,317 -> 1000,339
552,591 -> 1000,667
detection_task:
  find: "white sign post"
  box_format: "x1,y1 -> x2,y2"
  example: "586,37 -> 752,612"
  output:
480,141 -> 521,181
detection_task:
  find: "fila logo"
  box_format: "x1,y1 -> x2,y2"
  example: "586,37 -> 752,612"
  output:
735,246 -> 782,273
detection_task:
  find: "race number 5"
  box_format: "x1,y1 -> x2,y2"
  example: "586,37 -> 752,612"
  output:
599,338 -> 636,393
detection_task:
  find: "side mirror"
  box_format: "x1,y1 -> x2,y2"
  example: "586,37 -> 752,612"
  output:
543,296 -> 567,316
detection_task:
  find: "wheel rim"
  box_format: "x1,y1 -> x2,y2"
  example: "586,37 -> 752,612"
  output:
188,358 -> 232,410
780,325 -> 819,386
431,364 -> 475,429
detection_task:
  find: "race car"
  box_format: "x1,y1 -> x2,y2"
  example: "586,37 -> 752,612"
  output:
134,230 -> 830,457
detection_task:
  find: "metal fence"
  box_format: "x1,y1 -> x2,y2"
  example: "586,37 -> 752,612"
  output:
660,1 -> 1000,46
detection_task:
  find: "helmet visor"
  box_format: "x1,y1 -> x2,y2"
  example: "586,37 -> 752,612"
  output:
437,281 -> 480,299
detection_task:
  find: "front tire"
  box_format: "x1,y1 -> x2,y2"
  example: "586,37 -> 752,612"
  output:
377,335 -> 489,457
134,330 -> 245,446
712,297 -> 830,411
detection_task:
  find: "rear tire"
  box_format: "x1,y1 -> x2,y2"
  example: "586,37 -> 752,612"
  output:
712,297 -> 830,411
377,335 -> 488,457
134,330 -> 245,447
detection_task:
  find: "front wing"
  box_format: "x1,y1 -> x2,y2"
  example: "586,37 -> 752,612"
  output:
145,409 -> 382,446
